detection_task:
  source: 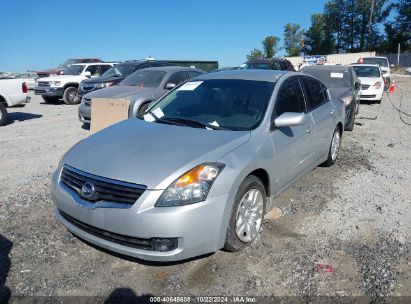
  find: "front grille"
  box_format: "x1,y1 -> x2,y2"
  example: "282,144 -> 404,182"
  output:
361,94 -> 377,98
37,81 -> 50,87
84,98 -> 91,106
59,210 -> 154,250
362,84 -> 370,90
60,165 -> 147,205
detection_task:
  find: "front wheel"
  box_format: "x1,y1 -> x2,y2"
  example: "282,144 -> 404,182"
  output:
0,103 -> 8,126
63,87 -> 80,105
224,175 -> 266,252
321,127 -> 341,167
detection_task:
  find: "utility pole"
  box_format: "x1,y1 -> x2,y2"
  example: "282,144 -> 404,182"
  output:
397,43 -> 401,67
368,0 -> 375,49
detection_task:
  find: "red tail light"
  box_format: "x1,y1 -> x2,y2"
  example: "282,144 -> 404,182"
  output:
22,82 -> 27,93
358,58 -> 364,63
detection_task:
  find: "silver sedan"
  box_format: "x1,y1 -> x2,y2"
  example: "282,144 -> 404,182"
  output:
51,70 -> 345,262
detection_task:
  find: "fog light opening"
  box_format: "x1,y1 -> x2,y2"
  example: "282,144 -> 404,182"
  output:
152,238 -> 178,252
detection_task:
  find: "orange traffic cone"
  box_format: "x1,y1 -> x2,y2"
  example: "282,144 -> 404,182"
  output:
389,80 -> 395,93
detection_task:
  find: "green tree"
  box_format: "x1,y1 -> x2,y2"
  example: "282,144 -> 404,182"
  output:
262,36 -> 280,58
383,0 -> 411,52
283,23 -> 305,56
305,14 -> 334,55
323,0 -> 345,53
247,49 -> 265,61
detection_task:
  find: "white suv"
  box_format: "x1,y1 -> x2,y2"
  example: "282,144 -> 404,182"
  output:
34,63 -> 115,104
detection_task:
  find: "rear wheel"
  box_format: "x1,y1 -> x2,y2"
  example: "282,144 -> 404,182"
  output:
224,175 -> 266,252
0,103 -> 8,126
322,126 -> 341,167
63,87 -> 80,105
42,96 -> 60,103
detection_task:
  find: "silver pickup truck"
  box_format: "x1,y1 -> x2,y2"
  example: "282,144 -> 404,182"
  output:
0,79 -> 31,126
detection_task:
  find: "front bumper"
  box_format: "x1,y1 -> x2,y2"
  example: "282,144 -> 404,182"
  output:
78,103 -> 91,123
51,170 -> 232,262
360,88 -> 383,101
34,86 -> 64,97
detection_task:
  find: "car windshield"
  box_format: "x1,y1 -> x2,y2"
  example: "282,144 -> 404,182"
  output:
303,68 -> 351,88
353,66 -> 381,77
60,59 -> 77,67
62,65 -> 85,75
102,65 -> 137,77
120,70 -> 166,87
242,63 -> 270,70
147,79 -> 275,131
363,58 -> 388,67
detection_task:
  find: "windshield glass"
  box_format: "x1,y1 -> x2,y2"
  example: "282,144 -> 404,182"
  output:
148,79 -> 275,131
242,63 -> 270,70
60,59 -> 77,67
120,70 -> 166,87
353,66 -> 380,77
62,65 -> 85,75
363,58 -> 388,67
102,65 -> 137,77
303,68 -> 351,88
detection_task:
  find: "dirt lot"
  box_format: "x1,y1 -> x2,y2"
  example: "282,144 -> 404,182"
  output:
1,78 -> 410,303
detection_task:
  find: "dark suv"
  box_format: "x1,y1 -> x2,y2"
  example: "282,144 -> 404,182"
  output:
242,58 -> 295,71
78,60 -> 175,96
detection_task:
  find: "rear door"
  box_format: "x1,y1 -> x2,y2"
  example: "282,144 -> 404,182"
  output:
301,76 -> 335,161
269,77 -> 315,191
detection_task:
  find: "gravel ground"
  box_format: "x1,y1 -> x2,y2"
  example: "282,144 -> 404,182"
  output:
1,79 -> 410,303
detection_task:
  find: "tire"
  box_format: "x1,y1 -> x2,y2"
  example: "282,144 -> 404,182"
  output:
321,126 -> 341,167
345,110 -> 355,131
0,103 -> 8,126
63,87 -> 80,105
224,175 -> 266,252
375,99 -> 382,104
42,96 -> 60,103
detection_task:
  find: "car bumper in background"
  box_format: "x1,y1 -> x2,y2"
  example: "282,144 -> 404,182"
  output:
51,170 -> 232,262
78,102 -> 91,123
360,88 -> 384,101
34,86 -> 64,97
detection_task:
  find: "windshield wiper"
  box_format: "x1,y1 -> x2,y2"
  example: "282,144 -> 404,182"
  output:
144,110 -> 184,126
162,117 -> 228,130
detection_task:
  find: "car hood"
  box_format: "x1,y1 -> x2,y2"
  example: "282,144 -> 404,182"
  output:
81,76 -> 124,84
357,77 -> 381,85
63,119 -> 250,189
329,87 -> 353,99
39,75 -> 82,82
83,86 -> 152,100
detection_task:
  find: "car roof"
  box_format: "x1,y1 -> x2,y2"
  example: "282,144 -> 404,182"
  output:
70,63 -> 114,66
195,69 -> 288,82
139,66 -> 204,73
351,64 -> 380,68
362,56 -> 388,59
303,65 -> 351,72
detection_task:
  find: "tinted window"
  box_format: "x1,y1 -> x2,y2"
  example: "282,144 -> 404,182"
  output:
149,79 -> 275,131
120,70 -> 167,87
273,77 -> 305,117
363,58 -> 388,67
352,66 -> 381,77
85,65 -> 100,76
188,71 -> 203,79
167,71 -> 190,86
99,65 -> 111,75
303,68 -> 351,89
102,65 -> 137,77
62,65 -> 85,75
302,77 -> 328,111
245,63 -> 270,70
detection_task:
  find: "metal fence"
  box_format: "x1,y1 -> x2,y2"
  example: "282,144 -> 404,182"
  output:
286,51 -> 376,68
380,53 -> 411,67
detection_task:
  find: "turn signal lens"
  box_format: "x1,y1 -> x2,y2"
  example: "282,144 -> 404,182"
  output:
156,163 -> 225,207
341,96 -> 353,106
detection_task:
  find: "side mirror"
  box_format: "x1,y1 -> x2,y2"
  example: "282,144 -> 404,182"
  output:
84,71 -> 91,78
165,83 -> 176,90
273,112 -> 306,129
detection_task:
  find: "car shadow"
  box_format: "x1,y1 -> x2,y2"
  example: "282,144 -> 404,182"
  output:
104,288 -> 156,304
6,112 -> 42,125
81,123 -> 90,130
40,100 -> 64,105
71,233 -> 213,266
0,234 -> 12,304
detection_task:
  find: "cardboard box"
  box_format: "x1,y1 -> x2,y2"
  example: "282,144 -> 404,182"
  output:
90,98 -> 130,134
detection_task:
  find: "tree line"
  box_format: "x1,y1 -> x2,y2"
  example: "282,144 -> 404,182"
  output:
247,0 -> 410,60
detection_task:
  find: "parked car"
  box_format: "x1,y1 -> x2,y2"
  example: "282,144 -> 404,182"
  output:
0,79 -> 30,126
302,65 -> 361,131
78,66 -> 204,124
13,73 -> 38,89
351,64 -> 384,103
52,70 -> 345,262
36,58 -> 103,78
240,58 -> 295,71
78,60 -> 175,97
34,63 -> 115,104
358,56 -> 391,90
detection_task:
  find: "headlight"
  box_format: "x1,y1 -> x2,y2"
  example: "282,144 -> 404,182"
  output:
95,82 -> 113,89
341,96 -> 353,106
49,81 -> 61,87
155,163 -> 225,207
372,81 -> 382,89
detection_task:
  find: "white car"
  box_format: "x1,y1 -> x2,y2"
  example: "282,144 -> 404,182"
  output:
14,73 -> 38,89
351,64 -> 384,103
0,79 -> 31,126
34,63 -> 115,104
358,56 -> 391,90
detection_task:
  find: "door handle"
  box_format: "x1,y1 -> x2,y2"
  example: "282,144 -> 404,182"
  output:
330,109 -> 336,116
306,124 -> 313,133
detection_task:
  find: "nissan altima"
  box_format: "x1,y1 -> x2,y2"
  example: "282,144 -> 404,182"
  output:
51,70 -> 345,262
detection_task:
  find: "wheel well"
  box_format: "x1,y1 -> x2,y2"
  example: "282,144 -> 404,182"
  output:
137,100 -> 152,114
337,122 -> 343,134
63,83 -> 79,90
0,95 -> 7,106
248,169 -> 270,197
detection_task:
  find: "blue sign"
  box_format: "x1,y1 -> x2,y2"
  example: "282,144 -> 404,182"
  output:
304,55 -> 327,64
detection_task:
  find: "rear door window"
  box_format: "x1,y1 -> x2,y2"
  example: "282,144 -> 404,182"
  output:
301,77 -> 328,112
273,77 -> 306,118
166,71 -> 190,86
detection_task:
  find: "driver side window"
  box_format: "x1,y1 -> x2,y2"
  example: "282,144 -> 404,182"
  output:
273,77 -> 305,118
